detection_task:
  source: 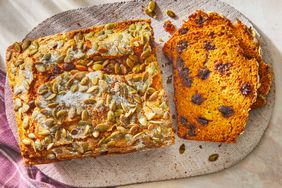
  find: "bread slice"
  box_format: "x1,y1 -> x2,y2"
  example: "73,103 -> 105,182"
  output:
163,10 -> 272,108
6,19 -> 174,164
169,25 -> 259,142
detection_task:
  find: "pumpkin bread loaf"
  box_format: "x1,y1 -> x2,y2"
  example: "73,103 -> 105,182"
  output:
6,19 -> 174,164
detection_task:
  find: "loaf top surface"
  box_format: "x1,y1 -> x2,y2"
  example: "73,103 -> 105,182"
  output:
170,25 -> 260,142
6,19 -> 174,164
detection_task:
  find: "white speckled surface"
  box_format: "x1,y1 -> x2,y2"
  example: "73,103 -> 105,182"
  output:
1,0 -> 281,188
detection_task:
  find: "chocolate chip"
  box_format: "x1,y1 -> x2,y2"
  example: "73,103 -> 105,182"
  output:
176,40 -> 188,54
28,100 -> 35,111
191,93 -> 204,105
53,65 -> 62,74
209,31 -> 215,38
195,15 -> 207,26
197,68 -> 210,80
188,124 -> 196,136
179,67 -> 193,87
180,116 -> 188,125
179,28 -> 189,35
240,82 -> 252,96
197,116 -> 209,125
214,61 -> 232,75
218,106 -> 234,118
204,41 -> 216,50
63,63 -> 75,71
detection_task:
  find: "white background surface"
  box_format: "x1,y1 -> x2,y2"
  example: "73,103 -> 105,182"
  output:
0,0 -> 281,188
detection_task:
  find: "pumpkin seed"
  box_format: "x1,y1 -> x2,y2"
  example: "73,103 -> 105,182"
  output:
70,84 -> 78,92
165,9 -> 176,18
121,102 -> 128,112
58,90 -> 67,95
92,130 -> 100,138
43,53 -> 51,61
126,58 -> 135,68
107,110 -> 115,122
209,153 -> 219,162
35,64 -> 46,72
99,80 -> 107,91
85,32 -> 94,39
149,91 -> 158,101
22,139 -> 31,145
138,115 -> 148,126
45,93 -> 56,101
66,78 -> 74,88
45,118 -> 55,127
74,72 -> 86,80
76,64 -> 87,71
91,77 -> 99,85
117,126 -> 127,133
114,63 -> 120,74
83,98 -> 96,104
79,85 -> 88,92
108,100 -> 116,111
105,30 -> 113,34
144,8 -> 155,18
81,110 -> 89,121
61,128 -> 67,138
129,23 -> 136,30
86,86 -> 98,93
92,42 -> 98,50
38,85 -> 48,95
132,64 -> 140,73
141,48 -> 151,59
52,82 -> 58,93
34,140 -> 42,151
120,64 -> 127,74
94,123 -> 110,132
129,54 -> 138,62
56,55 -> 65,64
84,125 -> 90,135
105,23 -> 116,30
93,63 -> 105,71
14,98 -> 22,110
30,49 -> 38,55
129,124 -> 139,135
15,60 -> 24,67
23,116 -> 29,129
21,104 -> 30,113
14,42 -> 22,52
28,133 -> 36,139
149,120 -> 162,124
107,140 -> 116,147
115,108 -> 123,116
102,60 -> 110,67
148,1 -> 156,13
38,128 -> 50,136
31,41 -> 39,49
47,143 -> 54,150
77,41 -> 83,49
6,51 -> 12,61
47,153 -> 56,160
57,110 -> 68,118
74,32 -> 84,41
106,94 -> 111,106
133,95 -> 142,104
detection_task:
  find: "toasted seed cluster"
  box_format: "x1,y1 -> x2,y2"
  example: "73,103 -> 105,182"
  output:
6,19 -> 174,164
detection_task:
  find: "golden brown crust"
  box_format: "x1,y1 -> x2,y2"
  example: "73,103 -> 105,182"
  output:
6,19 -> 174,165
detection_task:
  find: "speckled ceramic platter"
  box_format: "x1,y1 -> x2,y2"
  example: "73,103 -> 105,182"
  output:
5,0 -> 275,187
